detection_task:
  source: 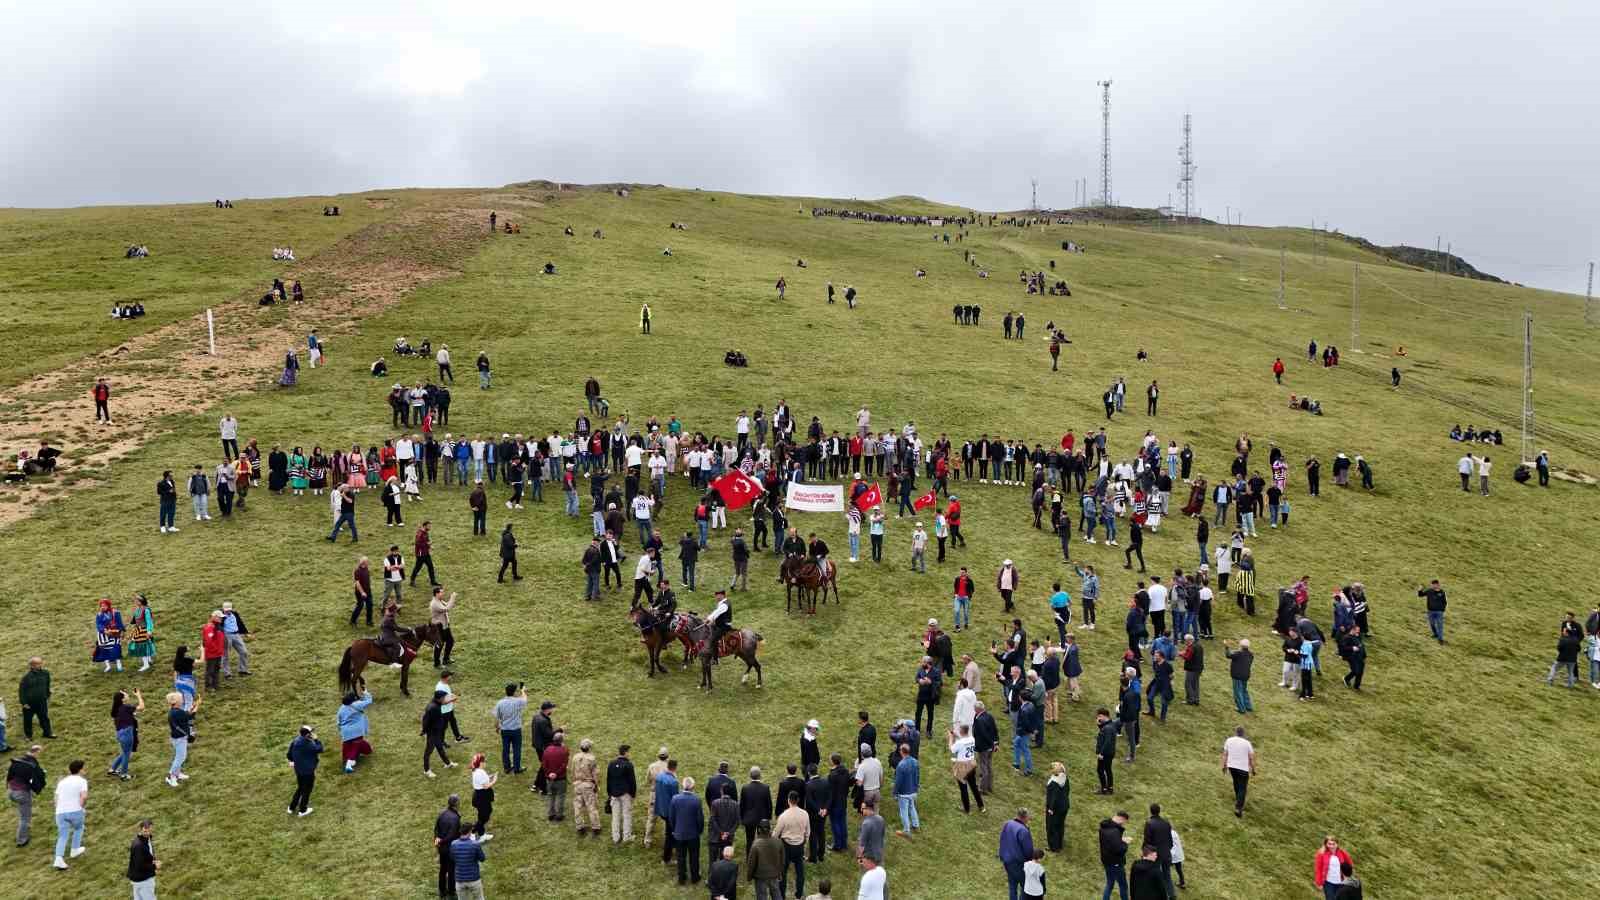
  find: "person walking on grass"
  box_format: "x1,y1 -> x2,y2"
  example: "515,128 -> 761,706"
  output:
165,692 -> 198,789
7,743 -> 46,846
1222,726 -> 1255,817
51,758 -> 88,869
127,818 -> 159,900
999,808 -> 1036,900
1417,580 -> 1447,644
1099,810 -> 1131,900
1223,639 -> 1254,713
286,724 -> 324,817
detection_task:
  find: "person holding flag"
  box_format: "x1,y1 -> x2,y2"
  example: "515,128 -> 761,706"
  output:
709,468 -> 764,512
913,486 -> 938,514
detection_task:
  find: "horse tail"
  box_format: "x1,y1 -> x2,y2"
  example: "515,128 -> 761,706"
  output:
752,632 -> 764,655
337,647 -> 354,692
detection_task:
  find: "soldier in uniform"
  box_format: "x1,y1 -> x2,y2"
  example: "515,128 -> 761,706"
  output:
570,738 -> 602,836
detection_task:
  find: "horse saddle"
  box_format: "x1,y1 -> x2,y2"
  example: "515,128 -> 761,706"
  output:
717,631 -> 742,657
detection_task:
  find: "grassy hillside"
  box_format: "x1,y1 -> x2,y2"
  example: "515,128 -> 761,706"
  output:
0,185 -> 1596,900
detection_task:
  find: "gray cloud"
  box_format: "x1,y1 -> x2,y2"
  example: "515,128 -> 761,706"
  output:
3,0 -> 1595,292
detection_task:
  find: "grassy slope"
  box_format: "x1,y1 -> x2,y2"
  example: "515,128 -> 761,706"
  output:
0,194 -> 412,388
2,186 -> 1597,900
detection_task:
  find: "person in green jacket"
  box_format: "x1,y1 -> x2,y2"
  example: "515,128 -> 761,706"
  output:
18,657 -> 52,739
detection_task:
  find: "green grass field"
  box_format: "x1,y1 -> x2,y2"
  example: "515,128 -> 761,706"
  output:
2,185 -> 1597,900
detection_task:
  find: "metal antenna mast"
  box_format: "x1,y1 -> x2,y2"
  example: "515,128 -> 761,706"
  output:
1176,114 -> 1195,221
1586,262 -> 1595,325
1031,178 -> 1038,213
1351,264 -> 1361,348
1521,312 -> 1535,464
1097,80 -> 1113,206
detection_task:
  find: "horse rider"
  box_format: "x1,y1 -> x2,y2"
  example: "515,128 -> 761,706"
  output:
707,590 -> 733,660
377,600 -> 406,668
807,532 -> 831,576
778,527 -> 807,583
650,579 -> 678,640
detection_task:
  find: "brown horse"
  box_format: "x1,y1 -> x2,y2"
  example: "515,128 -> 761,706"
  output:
685,617 -> 764,691
337,623 -> 442,697
627,607 -> 697,677
780,556 -> 839,614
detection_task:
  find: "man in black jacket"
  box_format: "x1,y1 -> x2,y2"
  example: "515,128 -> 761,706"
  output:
6,744 -> 46,846
1099,812 -> 1130,900
738,767 -> 773,851
704,761 -> 736,808
606,746 -> 637,844
826,754 -> 851,851
776,765 -> 806,826
972,702 -> 999,794
802,765 -> 831,863
1094,709 -> 1118,795
706,845 -> 739,899
127,818 -> 159,897
1130,843 -> 1165,900
433,795 -> 462,899
1142,804 -> 1175,899
708,781 -> 741,874
530,702 -> 557,794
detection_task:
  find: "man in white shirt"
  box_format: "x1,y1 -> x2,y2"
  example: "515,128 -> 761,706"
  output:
52,760 -> 89,869
631,493 -> 654,545
1457,453 -> 1475,491
1221,726 -> 1256,817
663,433 -> 679,473
1477,455 -> 1492,496
436,345 -> 453,382
951,679 -> 977,731
625,442 -> 643,471
735,413 -> 751,451
219,414 -> 239,460
648,452 -> 667,499
632,550 -> 657,606
396,435 -> 416,478
471,438 -> 487,482
857,855 -> 887,899
1147,577 -> 1169,636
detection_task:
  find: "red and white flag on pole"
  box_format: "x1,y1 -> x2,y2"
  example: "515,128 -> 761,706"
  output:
912,489 -> 938,511
710,469 -> 764,510
853,482 -> 883,512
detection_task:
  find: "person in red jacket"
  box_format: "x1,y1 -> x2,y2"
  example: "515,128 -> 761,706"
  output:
1272,358 -> 1286,384
953,567 -> 975,632
945,495 -> 965,548
541,732 -> 571,822
1060,431 -> 1075,452
1313,835 -> 1354,900
200,611 -> 226,690
411,521 -> 439,587
92,378 -> 112,423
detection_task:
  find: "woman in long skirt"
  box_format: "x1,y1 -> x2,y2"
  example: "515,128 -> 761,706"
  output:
380,441 -> 398,483
232,455 -> 251,510
1181,479 -> 1206,517
365,447 -> 382,488
289,447 -> 309,496
246,439 -> 263,486
93,599 -> 125,673
126,593 -> 157,672
346,446 -> 366,490
279,348 -> 300,387
309,447 -> 329,495
267,445 -> 289,493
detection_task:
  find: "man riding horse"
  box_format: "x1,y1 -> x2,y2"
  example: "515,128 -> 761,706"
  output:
707,590 -> 733,660
376,600 -> 406,667
649,579 -> 678,640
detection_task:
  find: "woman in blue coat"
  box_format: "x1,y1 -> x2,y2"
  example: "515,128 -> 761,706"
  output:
93,599 -> 125,673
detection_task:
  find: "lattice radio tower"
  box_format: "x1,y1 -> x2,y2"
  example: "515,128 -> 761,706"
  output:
1097,80 -> 1113,206
1176,114 -> 1195,221
1031,178 -> 1038,213
1521,312 -> 1535,464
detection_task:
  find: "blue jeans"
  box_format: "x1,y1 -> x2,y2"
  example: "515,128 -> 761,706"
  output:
500,728 -> 523,772
474,460 -> 485,481
1241,511 -> 1254,533
456,459 -> 468,482
585,570 -> 600,599
1103,517 -> 1117,542
529,479 -> 542,502
1231,678 -> 1253,712
1428,611 -> 1445,642
54,810 -> 84,859
170,736 -> 189,775
159,498 -> 176,528
1269,503 -> 1280,525
636,518 -> 651,546
896,794 -> 919,831
1198,542 -> 1207,567
848,533 -> 860,559
329,511 -> 357,541
478,370 -> 490,389
829,803 -> 847,850
654,475 -> 666,499
953,596 -> 970,629
697,521 -> 709,548
112,726 -> 136,774
1103,862 -> 1129,900
191,495 -> 208,518
565,490 -> 579,517
681,561 -> 696,591
1005,859 -> 1026,900
1011,734 -> 1033,774
1214,501 -> 1229,525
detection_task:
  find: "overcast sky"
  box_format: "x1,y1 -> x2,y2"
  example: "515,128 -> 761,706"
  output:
3,0 -> 1595,293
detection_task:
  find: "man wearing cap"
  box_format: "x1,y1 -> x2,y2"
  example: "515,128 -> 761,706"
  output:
219,601 -> 252,678
854,745 -> 883,812
707,590 -> 733,660
644,747 -> 671,847
200,611 -> 226,691
286,724 -> 324,817
571,738 -> 601,836
530,702 -> 557,794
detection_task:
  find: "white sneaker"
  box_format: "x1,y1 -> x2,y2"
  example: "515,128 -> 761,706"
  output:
288,806 -> 296,815
204,515 -> 212,521
479,833 -> 495,843
168,526 -> 178,532
176,772 -> 189,781
298,808 -> 314,817
53,857 -> 67,870
390,663 -> 403,669
445,762 -> 458,768
506,501 -> 514,509
165,776 -> 179,788
195,515 -> 202,521
425,770 -> 437,779
160,526 -> 168,533
70,847 -> 86,859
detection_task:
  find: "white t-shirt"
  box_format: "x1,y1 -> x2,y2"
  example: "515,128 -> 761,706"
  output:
649,456 -> 666,479
1214,546 -> 1232,574
54,774 -> 88,815
952,688 -> 976,729
1457,456 -> 1474,474
634,555 -> 655,581
1199,586 -> 1214,606
858,865 -> 886,900
1147,583 -> 1169,612
472,767 -> 492,790
625,444 -> 643,468
632,495 -> 654,520
1023,859 -> 1046,894
1325,853 -> 1343,885
948,735 -> 975,761
1478,458 -> 1492,477
856,757 -> 883,791
1223,736 -> 1253,771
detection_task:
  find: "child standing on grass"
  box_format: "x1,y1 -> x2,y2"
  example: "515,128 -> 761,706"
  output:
1022,848 -> 1046,898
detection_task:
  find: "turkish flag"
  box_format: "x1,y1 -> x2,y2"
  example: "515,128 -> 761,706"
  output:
912,490 -> 938,511
710,470 -> 764,510
853,483 -> 883,511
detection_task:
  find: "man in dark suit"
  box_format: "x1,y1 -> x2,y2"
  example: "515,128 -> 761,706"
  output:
706,845 -> 739,899
705,761 -> 736,808
707,782 -> 740,875
826,753 -> 852,851
738,767 -> 773,852
803,765 -> 831,863
1143,803 -> 1175,898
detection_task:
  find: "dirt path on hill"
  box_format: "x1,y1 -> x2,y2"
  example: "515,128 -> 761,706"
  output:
0,192 -> 511,528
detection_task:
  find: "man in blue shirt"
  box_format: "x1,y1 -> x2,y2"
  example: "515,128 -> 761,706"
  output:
1049,583 -> 1072,644
450,829 -> 487,900
653,759 -> 680,865
999,809 -> 1036,900
669,777 -> 705,885
892,743 -> 920,835
219,602 -> 251,677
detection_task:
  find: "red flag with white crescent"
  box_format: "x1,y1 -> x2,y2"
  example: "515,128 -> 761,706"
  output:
912,489 -> 938,511
710,469 -> 764,510
853,483 -> 883,512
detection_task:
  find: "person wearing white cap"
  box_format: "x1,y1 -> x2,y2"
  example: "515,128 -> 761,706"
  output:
910,521 -> 928,573
219,601 -> 251,678
800,720 -> 821,772
996,560 -> 1021,613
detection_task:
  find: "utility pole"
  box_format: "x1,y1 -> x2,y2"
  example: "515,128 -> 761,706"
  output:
1586,261 -> 1595,325
1176,114 -> 1195,221
1351,264 -> 1360,349
1521,312 -> 1535,464
1277,247 -> 1287,310
1031,178 -> 1038,214
1097,80 -> 1113,207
